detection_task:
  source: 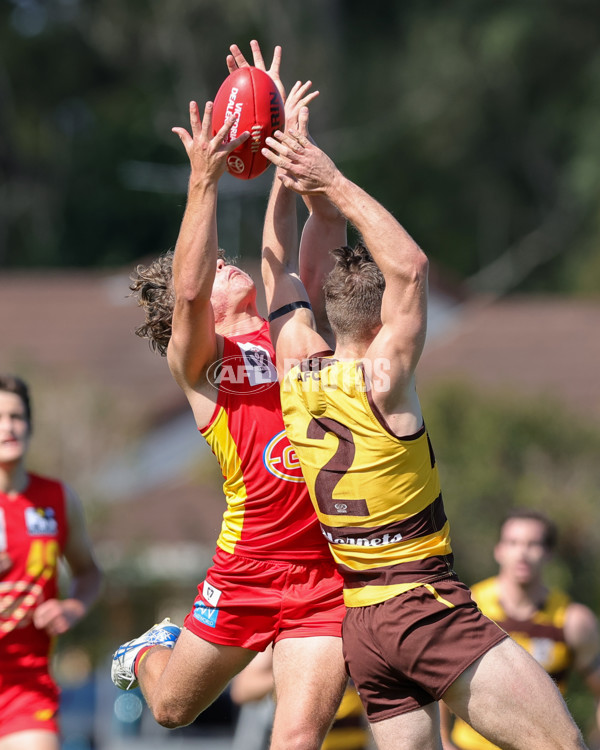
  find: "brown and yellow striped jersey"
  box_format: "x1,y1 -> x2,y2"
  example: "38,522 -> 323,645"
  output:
450,576 -> 573,750
281,356 -> 454,607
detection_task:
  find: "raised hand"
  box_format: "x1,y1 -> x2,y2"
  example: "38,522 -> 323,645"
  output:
283,80 -> 319,135
262,107 -> 339,195
172,101 -> 249,184
227,40 -> 285,104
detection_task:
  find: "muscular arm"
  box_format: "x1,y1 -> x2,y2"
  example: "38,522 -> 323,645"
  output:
167,101 -> 248,391
263,110 -> 428,411
262,164 -> 327,376
226,44 -> 331,372
33,484 -> 102,637
565,602 -> 600,741
298,194 -> 346,348
261,86 -> 329,375
311,162 -> 428,410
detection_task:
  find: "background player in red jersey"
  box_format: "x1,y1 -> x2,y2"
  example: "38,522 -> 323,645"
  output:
0,375 -> 102,750
111,43 -> 349,750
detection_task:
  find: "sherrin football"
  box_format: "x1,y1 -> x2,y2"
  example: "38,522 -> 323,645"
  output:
212,66 -> 284,180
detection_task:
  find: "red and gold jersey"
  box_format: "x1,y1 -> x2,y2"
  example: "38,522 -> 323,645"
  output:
450,576 -> 574,750
0,474 -> 68,671
281,357 -> 453,606
201,321 -> 330,561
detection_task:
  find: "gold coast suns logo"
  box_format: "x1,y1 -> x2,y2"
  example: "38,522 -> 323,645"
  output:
263,430 -> 304,483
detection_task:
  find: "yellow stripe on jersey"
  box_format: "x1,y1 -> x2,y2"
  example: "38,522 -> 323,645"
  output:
423,582 -> 455,608
201,406 -> 246,553
343,581 -> 426,607
326,522 -> 452,570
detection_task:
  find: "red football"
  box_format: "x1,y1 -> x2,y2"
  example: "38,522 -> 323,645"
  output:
212,66 -> 284,180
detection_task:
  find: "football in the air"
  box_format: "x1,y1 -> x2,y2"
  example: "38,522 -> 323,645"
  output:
212,66 -> 284,180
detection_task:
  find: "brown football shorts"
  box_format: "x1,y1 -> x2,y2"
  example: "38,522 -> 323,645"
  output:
342,576 -> 508,722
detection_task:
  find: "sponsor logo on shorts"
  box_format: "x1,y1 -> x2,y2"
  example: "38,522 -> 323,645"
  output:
263,430 -> 304,483
202,580 -> 222,607
193,602 -> 219,629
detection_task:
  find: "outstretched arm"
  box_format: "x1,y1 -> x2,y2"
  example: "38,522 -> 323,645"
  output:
298,194 -> 346,349
263,110 -> 428,408
167,101 -> 248,392
227,42 -> 335,366
261,88 -> 329,376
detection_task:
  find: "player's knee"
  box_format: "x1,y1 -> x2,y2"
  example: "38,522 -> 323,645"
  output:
272,722 -> 324,750
150,697 -> 196,729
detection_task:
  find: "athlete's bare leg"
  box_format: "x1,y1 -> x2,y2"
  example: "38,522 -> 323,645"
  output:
442,637 -> 587,750
270,635 -> 347,750
370,702 -> 442,750
136,627 -> 255,728
0,731 -> 59,750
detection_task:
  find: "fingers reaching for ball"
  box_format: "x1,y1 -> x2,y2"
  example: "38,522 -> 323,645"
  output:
227,41 -> 285,106
284,83 -> 319,134
228,44 -> 249,72
295,106 -> 311,144
170,99 -> 250,185
262,114 -> 339,196
249,39 -> 268,71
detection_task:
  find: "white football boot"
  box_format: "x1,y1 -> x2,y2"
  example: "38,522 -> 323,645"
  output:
111,617 -> 181,690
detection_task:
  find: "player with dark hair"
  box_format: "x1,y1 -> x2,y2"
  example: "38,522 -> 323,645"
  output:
260,108 -> 589,750
441,509 -> 600,750
0,375 -> 102,750
111,43 -> 349,750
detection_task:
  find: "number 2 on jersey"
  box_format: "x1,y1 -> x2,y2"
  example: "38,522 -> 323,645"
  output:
307,417 -> 369,516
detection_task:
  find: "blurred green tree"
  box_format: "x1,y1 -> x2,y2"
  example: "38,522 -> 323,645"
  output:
422,380 -> 600,607
1,0 -> 600,294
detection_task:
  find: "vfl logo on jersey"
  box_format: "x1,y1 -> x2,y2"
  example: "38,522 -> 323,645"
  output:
263,430 -> 304,483
24,507 -> 58,537
206,344 -> 278,395
202,580 -> 222,607
193,601 -> 219,629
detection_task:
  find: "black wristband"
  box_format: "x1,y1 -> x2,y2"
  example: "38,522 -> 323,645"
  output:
268,300 -> 312,323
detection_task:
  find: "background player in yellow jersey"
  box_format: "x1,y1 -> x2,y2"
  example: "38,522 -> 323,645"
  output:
441,508 -> 600,750
260,109 -> 589,749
